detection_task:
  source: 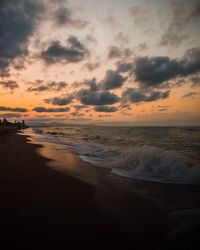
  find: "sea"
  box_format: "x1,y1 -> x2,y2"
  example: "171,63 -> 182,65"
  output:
24,126 -> 200,186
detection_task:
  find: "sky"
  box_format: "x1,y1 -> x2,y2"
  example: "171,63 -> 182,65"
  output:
0,0 -> 200,125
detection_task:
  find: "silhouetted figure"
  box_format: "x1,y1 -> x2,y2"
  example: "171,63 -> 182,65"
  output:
3,118 -> 8,126
0,118 -> 28,130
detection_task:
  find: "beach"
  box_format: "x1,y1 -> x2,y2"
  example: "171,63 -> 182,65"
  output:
0,131 -> 169,246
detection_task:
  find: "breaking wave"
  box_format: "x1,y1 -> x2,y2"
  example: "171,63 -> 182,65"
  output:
107,146 -> 200,186
74,144 -> 200,186
29,127 -> 200,186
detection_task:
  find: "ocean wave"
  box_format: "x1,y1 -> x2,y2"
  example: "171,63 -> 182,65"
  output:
73,144 -> 200,185
30,127 -> 200,186
107,146 -> 200,186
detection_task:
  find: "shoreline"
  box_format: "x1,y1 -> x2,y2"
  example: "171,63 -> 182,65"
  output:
0,131 -> 168,245
25,128 -> 200,214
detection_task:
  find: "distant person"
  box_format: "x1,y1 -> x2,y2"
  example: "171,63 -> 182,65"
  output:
3,118 -> 8,126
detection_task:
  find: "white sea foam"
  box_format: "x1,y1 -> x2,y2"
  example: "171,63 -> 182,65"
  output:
29,127 -> 200,186
75,144 -> 200,185
108,146 -> 200,185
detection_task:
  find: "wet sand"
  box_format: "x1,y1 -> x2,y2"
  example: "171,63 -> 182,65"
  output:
0,132 -> 168,246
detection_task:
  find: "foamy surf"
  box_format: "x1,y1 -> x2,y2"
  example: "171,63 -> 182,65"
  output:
28,127 -> 200,186
76,144 -> 200,186
108,146 -> 200,186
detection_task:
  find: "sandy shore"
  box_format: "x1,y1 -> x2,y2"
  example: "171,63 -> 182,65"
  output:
0,132 -> 168,245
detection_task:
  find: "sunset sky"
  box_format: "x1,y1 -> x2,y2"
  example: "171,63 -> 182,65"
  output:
0,0 -> 200,125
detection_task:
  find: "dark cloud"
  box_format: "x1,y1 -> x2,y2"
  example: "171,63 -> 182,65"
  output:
40,36 -> 88,64
160,1 -> 200,46
134,48 -> 200,88
134,56 -> 181,88
101,70 -> 127,90
71,78 -> 99,90
0,113 -> 24,118
108,46 -> 122,59
122,88 -> 170,104
190,75 -> 200,87
76,78 -> 100,91
94,106 -> 118,113
0,80 -> 18,90
119,102 -> 131,111
83,62 -> 100,71
0,0 -> 44,76
182,92 -> 200,98
27,81 -> 67,92
146,90 -> 170,102
73,105 -> 88,111
33,107 -> 69,112
73,69 -> 126,92
108,46 -> 133,60
77,89 -> 120,106
122,88 -> 146,103
0,106 -> 28,112
44,94 -> 73,106
52,5 -> 88,28
115,61 -> 134,74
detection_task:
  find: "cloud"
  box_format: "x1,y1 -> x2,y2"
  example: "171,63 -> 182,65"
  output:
147,90 -> 170,102
0,106 -> 28,112
122,88 -> 170,104
134,48 -> 200,88
73,105 -> 88,111
44,94 -> 73,106
108,46 -> 122,59
70,112 -> 84,117
98,114 -> 111,117
182,92 -> 200,98
72,69 -> 126,92
101,70 -> 127,90
108,46 -> 133,60
0,113 -> 24,119
40,36 -> 88,64
115,61 -> 134,74
0,80 -> 19,90
94,106 -> 118,113
160,1 -> 200,46
190,75 -> 200,87
83,62 -> 100,71
33,107 -> 69,112
27,81 -> 67,92
52,5 -> 88,28
77,89 -> 120,106
71,78 -> 99,90
0,0 -> 44,76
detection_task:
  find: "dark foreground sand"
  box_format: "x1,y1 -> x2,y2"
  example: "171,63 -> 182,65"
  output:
0,132 -> 169,246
